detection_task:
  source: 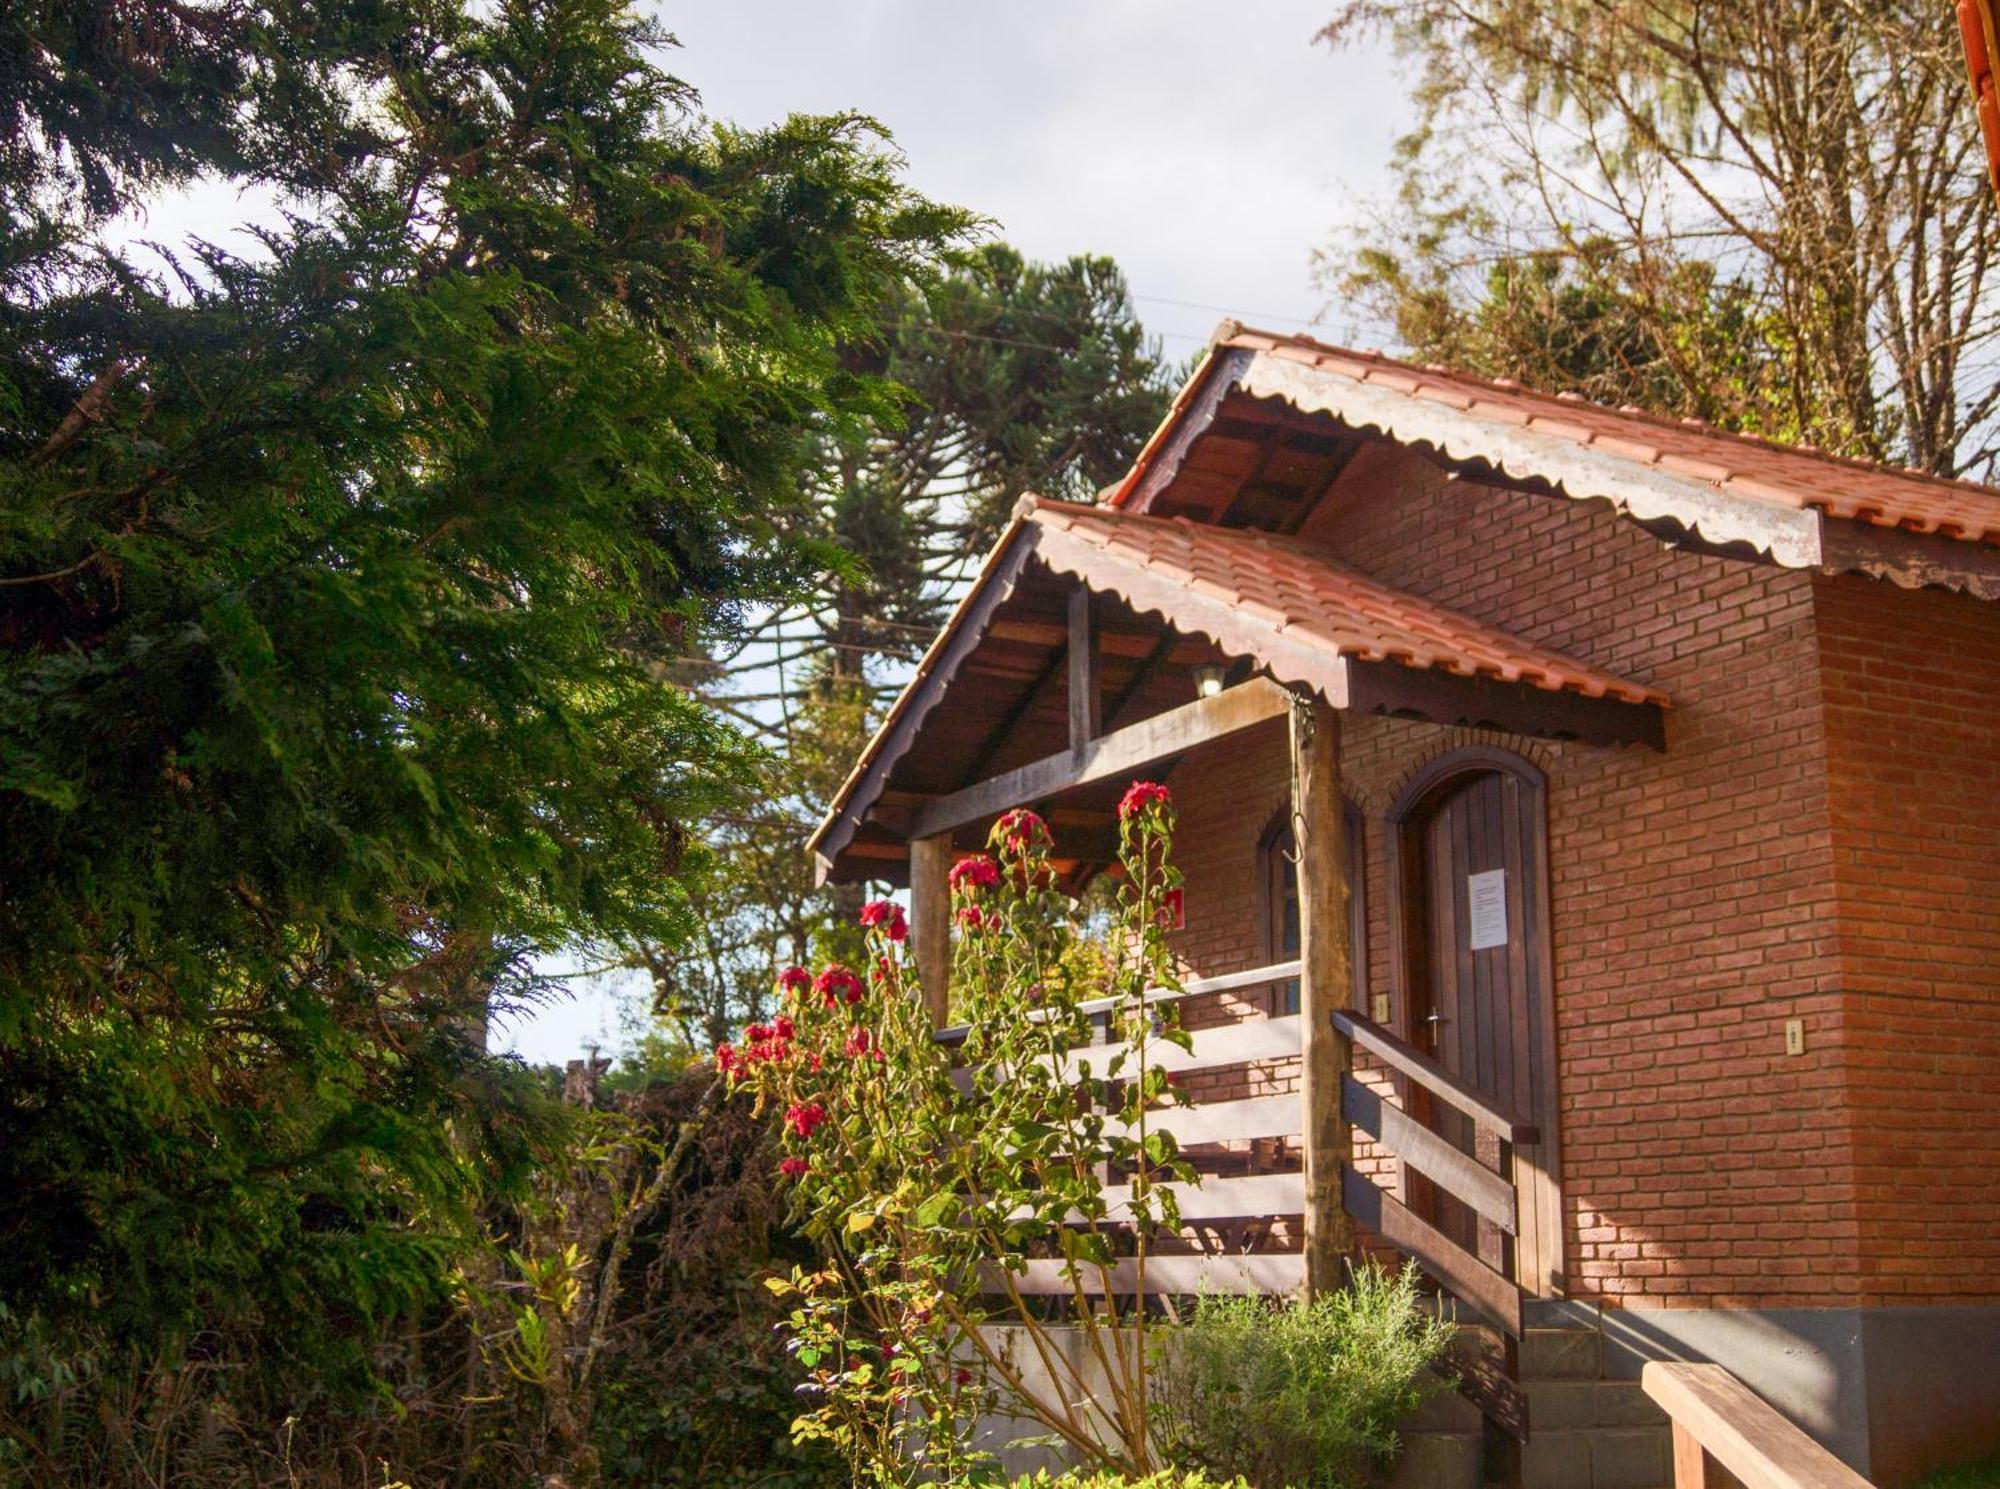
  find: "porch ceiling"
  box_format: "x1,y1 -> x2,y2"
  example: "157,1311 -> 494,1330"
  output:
808,498 -> 1667,886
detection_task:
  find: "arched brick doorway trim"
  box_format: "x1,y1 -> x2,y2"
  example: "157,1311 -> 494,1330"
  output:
1387,746 -> 1565,1298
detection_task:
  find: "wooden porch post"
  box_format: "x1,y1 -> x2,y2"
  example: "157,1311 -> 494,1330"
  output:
1067,586 -> 1100,752
1291,690 -> 1356,1297
909,833 -> 954,1027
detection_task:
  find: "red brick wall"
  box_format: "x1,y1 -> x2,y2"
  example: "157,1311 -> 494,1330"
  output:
1162,447 -> 1866,1309
1813,574 -> 2000,1305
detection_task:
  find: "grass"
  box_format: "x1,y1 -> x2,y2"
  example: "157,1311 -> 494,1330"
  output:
1917,1458 -> 2000,1489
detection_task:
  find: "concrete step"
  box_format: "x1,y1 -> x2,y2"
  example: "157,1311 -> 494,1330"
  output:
1525,1379 -> 1668,1431
1387,1429 -> 1484,1489
1520,1326 -> 1603,1381
1519,1424 -> 1671,1489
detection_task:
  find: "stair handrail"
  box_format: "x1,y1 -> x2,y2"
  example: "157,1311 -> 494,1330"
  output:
1330,1008 -> 1539,1144
1642,1362 -> 1875,1489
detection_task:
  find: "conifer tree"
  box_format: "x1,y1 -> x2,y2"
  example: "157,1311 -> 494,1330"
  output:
0,0 -> 965,1409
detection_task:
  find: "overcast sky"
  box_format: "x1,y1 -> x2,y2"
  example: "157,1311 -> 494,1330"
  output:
485,1 -> 1416,1064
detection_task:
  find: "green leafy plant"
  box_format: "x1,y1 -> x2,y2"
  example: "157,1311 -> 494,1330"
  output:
1006,1469 -> 1252,1489
1152,1262 -> 1455,1489
725,783 -> 1192,1484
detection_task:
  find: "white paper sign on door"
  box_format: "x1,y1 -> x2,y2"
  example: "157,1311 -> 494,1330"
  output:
1467,869 -> 1509,950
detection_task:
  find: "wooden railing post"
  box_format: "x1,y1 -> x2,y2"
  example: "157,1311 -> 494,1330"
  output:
1291,690 -> 1355,1296
1644,1362 -> 1875,1489
909,832 -> 954,1027
1672,1423 -> 1723,1489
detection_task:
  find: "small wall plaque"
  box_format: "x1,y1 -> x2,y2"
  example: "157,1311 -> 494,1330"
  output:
1467,869 -> 1509,950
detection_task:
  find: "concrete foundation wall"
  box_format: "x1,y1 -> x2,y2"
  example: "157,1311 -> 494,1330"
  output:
1532,1299 -> 2000,1484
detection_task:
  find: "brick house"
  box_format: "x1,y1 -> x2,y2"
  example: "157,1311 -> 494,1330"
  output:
807,325 -> 2000,1485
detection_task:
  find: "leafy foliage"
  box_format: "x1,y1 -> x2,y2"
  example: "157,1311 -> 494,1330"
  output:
0,0 -> 966,1478
1321,0 -> 2000,475
728,789 -> 1194,1483
1152,1263 -> 1454,1489
1007,1471 -> 1251,1489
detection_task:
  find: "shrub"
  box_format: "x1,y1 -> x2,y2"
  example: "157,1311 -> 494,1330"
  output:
1152,1262 -> 1455,1489
1007,1471 -> 1250,1489
725,790 -> 1195,1483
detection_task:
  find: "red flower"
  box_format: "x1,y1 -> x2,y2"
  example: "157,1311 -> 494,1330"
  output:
948,855 -> 1000,893
1158,886 -> 1185,929
779,1156 -> 808,1180
954,1368 -> 973,1387
859,899 -> 908,943
777,965 -> 812,998
844,1025 -> 884,1062
813,964 -> 864,1008
715,1043 -> 738,1076
773,1015 -> 796,1041
785,1100 -> 829,1139
956,904 -> 984,931
992,809 -> 1050,854
1118,780 -> 1172,820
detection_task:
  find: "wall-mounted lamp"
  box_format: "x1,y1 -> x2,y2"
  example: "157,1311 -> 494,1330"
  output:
1193,662 -> 1227,698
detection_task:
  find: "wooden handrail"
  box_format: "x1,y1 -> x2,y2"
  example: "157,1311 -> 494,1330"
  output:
934,959 -> 1301,1045
1330,1008 -> 1539,1144
1642,1363 -> 1875,1489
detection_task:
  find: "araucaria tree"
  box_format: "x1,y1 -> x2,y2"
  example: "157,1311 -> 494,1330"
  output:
0,0 -> 964,1478
652,248 -> 1170,1046
1322,0 -> 2000,476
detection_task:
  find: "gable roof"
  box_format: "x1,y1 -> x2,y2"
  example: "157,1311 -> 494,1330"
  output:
1116,324 -> 2000,569
807,495 -> 1666,880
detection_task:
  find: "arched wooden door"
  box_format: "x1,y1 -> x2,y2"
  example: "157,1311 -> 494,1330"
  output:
1393,751 -> 1563,1298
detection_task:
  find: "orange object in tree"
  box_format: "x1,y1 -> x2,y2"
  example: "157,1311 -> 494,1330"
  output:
1959,0 -> 2000,197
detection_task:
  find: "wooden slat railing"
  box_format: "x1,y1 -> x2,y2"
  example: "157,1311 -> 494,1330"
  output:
1643,1362 -> 1875,1489
1328,1008 -> 1532,1345
933,959 -> 1302,1046
946,963 -> 1540,1412
1331,1008 -> 1538,1143
948,960 -> 1309,1288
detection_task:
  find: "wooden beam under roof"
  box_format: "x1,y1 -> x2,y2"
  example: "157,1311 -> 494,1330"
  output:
908,677 -> 1293,840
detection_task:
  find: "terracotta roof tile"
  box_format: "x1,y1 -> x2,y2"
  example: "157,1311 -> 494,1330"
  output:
1022,497 -> 1668,708
1122,324 -> 2000,546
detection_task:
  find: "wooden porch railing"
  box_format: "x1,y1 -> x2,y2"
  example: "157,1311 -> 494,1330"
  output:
939,962 -> 1535,1344
940,959 -> 1311,1297
1642,1363 -> 1875,1489
1331,1007 -> 1534,1342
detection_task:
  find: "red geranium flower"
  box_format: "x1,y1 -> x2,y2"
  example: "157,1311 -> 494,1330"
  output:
773,1015 -> 796,1041
956,904 -> 985,931
948,854 -> 1000,893
813,964 -> 864,1008
1158,886 -> 1185,929
785,1100 -> 829,1139
777,965 -> 812,998
715,1043 -> 738,1076
859,899 -> 909,943
779,1156 -> 808,1180
1118,780 -> 1172,820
